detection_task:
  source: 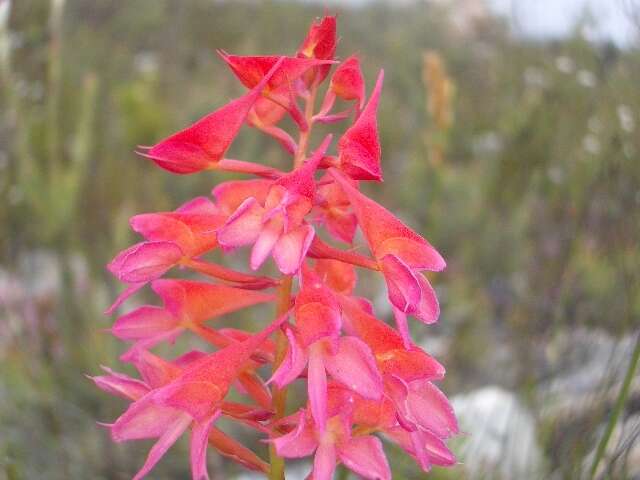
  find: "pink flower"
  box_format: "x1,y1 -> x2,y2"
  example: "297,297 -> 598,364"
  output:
141,57 -> 288,176
331,168 -> 445,346
270,267 -> 382,431
110,279 -> 274,355
216,136 -> 332,274
273,409 -> 391,480
99,312 -> 288,479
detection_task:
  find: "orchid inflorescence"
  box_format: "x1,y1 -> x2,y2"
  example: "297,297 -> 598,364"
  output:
93,15 -> 458,480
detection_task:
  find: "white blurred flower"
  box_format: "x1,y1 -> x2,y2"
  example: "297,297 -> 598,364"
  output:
523,66 -> 548,89
587,116 -> 602,133
555,55 -> 575,74
134,51 -> 159,75
547,166 -> 564,184
577,69 -> 596,88
0,0 -> 11,71
582,134 -> 601,155
617,104 -> 635,132
623,142 -> 635,159
8,184 -> 22,205
472,131 -> 504,155
452,387 -> 545,479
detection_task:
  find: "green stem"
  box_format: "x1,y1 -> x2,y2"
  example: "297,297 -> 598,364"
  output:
268,276 -> 293,480
337,465 -> 350,480
589,330 -> 640,479
269,77 -> 319,480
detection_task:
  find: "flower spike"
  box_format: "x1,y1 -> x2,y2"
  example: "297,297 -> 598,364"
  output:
99,16 -> 458,480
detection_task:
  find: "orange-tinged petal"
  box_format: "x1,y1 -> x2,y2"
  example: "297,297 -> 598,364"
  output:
218,53 -> 333,91
330,55 -> 365,111
151,279 -> 274,326
331,168 -> 445,270
208,427 -> 270,473
322,336 -> 383,401
337,70 -> 384,181
145,56 -> 285,174
213,179 -> 272,215
314,259 -> 357,295
337,435 -> 391,480
108,241 -> 183,284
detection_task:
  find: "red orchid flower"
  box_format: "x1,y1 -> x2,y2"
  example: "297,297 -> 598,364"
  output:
141,56 -> 287,176
107,197 -> 275,313
272,407 -> 391,480
330,167 -> 445,346
101,312 -> 288,480
269,266 -> 382,431
216,135 -> 331,274
110,279 -> 274,354
297,15 -> 337,85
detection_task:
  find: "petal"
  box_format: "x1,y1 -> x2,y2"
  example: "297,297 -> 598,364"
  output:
145,58 -> 285,174
112,394 -> 188,441
250,217 -> 282,270
123,348 -> 182,389
272,411 -> 318,458
152,279 -> 274,325
385,427 -> 455,470
273,224 -> 315,275
378,237 -> 445,271
308,347 -> 328,432
237,372 -> 272,410
323,337 -> 383,400
339,296 -> 402,352
380,255 -> 421,314
154,380 -> 223,422
337,70 -> 384,181
313,259 -> 357,296
216,197 -> 264,247
337,435 -> 391,480
190,411 -> 221,480
105,282 -> 146,314
415,273 -> 440,324
218,53 -> 332,91
392,308 -> 412,348
212,179 -> 272,215
405,381 -> 458,438
208,426 -> 270,472
378,347 -> 445,382
130,213 -> 194,246
111,306 -> 177,341
313,442 -> 337,480
324,209 -> 358,244
131,412 -> 192,480
109,241 -> 183,283
120,328 -> 185,361
269,327 -> 308,388
298,15 -> 337,61
276,134 -> 331,200
330,55 -> 366,110
413,428 -> 456,468
91,367 -> 149,401
176,196 -> 219,215
330,169 -> 446,271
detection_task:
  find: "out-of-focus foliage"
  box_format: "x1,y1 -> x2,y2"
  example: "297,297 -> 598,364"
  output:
1,1 -> 639,479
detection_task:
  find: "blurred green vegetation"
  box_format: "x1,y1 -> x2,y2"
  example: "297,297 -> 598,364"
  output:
1,1 -> 639,479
